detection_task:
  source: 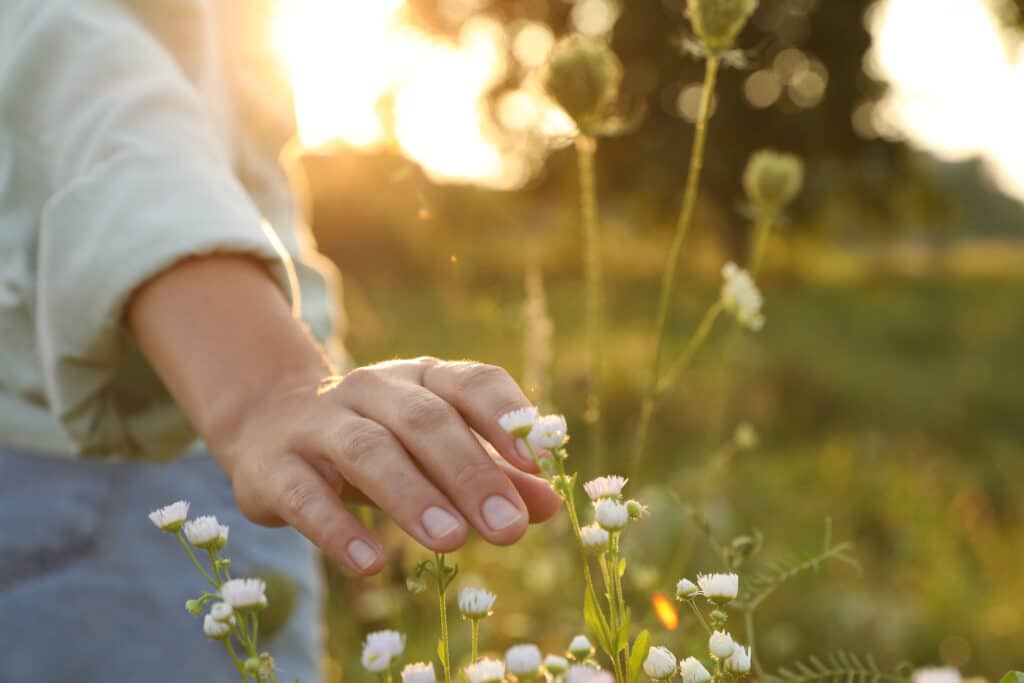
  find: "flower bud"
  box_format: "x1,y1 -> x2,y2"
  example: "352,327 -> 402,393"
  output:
545,655 -> 569,675
210,602 -> 234,622
680,657 -> 712,683
725,643 -> 751,674
675,578 -> 699,600
203,614 -> 232,640
581,524 -> 611,555
594,499 -> 630,532
625,499 -> 649,520
709,631 -> 735,659
686,0 -> 759,54
743,149 -> 805,213
244,658 -> 262,675
403,662 -> 437,683
185,599 -> 203,616
506,644 -> 543,678
643,646 -> 678,681
542,34 -> 622,135
568,635 -> 595,661
459,587 -> 497,620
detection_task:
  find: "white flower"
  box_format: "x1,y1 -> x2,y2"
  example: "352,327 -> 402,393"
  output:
567,665 -> 615,683
402,662 -> 437,683
583,476 -> 628,501
676,578 -> 699,599
594,499 -> 629,532
203,613 -> 232,639
499,407 -> 540,438
697,573 -> 739,604
580,524 -> 610,554
221,578 -> 267,610
709,631 -> 735,659
545,655 -> 569,675
183,515 -> 224,549
568,635 -> 595,660
679,657 -> 712,683
466,658 -> 506,683
643,646 -> 678,680
362,630 -> 406,673
506,644 -> 543,677
724,643 -> 751,674
721,262 -> 765,332
148,500 -> 189,532
459,587 -> 496,619
912,669 -> 962,683
209,602 -> 234,622
527,414 -> 569,451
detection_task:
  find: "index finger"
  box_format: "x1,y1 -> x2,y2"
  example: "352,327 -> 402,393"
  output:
421,360 -> 538,472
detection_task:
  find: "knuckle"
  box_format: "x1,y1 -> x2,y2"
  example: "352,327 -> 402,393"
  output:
278,477 -> 319,522
454,363 -> 510,394
337,420 -> 391,467
341,366 -> 379,390
452,458 -> 500,489
400,392 -> 452,432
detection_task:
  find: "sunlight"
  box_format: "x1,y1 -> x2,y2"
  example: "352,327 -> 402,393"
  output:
870,0 -> 1024,200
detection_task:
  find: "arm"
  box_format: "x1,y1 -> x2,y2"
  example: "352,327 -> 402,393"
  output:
128,255 -> 561,574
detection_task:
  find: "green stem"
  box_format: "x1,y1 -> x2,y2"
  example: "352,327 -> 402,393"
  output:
225,638 -> 250,682
610,534 -> 630,683
552,449 -> 601,613
633,56 -> 721,475
176,532 -> 217,589
436,553 -> 452,683
470,618 -> 480,664
748,213 -> 777,277
687,600 -> 712,635
576,134 -> 606,468
250,612 -> 260,651
657,300 -> 724,395
744,609 -> 763,677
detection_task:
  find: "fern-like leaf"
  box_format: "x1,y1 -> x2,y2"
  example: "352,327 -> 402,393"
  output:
766,651 -> 909,683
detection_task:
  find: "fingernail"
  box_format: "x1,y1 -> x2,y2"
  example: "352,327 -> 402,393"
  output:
421,506 -> 462,540
347,539 -> 378,571
482,496 -> 524,531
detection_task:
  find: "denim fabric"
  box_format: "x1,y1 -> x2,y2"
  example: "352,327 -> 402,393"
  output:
0,448 -> 324,683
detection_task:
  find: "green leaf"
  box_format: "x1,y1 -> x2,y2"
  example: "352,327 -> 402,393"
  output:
628,630 -> 651,683
437,639 -> 448,668
583,586 -> 613,656
999,673 -> 1024,683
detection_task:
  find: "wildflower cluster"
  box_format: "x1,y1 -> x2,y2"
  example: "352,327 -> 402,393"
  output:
148,501 -> 277,682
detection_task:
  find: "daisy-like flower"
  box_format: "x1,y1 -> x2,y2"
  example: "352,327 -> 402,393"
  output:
459,587 -> 496,619
567,665 -> 615,683
580,524 -> 610,554
209,602 -> 234,622
583,476 -> 627,501
679,657 -> 712,683
594,499 -> 629,532
544,655 -> 569,675
499,407 -> 540,438
724,643 -> 751,674
676,578 -> 699,599
721,262 -> 765,332
506,644 -> 543,677
709,631 -> 735,659
527,414 -> 569,451
402,662 -> 437,683
643,646 -> 678,681
148,500 -> 189,532
203,613 -> 232,639
221,578 -> 267,610
362,630 -> 407,673
466,658 -> 506,683
697,573 -> 739,604
183,515 -> 225,549
912,669 -> 962,683
568,635 -> 595,660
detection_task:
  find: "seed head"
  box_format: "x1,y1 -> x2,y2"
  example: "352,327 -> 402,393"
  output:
542,34 -> 622,136
743,149 -> 804,213
686,0 -> 759,54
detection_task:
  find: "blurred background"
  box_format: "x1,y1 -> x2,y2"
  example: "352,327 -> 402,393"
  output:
261,0 -> 1024,680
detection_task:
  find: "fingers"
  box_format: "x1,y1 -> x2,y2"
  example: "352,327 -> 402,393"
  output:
495,459 -> 563,524
343,372 -> 531,545
309,412 -> 471,553
421,360 -> 538,472
262,455 -> 386,575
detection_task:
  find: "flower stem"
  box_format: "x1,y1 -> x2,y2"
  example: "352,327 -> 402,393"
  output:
576,134 -> 606,468
225,638 -> 249,682
657,300 -> 724,396
436,553 -> 453,683
610,534 -> 630,683
743,608 -> 763,677
470,618 -> 480,664
687,600 -> 712,635
176,532 -> 217,589
633,56 -> 721,473
748,212 -> 777,277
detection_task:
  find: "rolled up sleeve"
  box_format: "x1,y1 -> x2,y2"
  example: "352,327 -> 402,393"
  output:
8,1 -> 295,458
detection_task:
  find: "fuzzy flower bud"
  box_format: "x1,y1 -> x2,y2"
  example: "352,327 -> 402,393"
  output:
203,614 -> 232,639
209,602 -> 234,622
583,475 -> 628,501
567,666 -> 615,683
686,0 -> 759,54
499,406 -> 540,438
221,578 -> 267,610
542,34 -> 622,135
721,263 -> 764,332
580,524 -> 611,555
466,658 -> 506,683
185,599 -> 203,616
697,573 -> 739,604
545,655 -> 569,675
676,578 -> 699,600
743,149 -> 804,213
244,658 -> 261,675
625,499 -> 649,520
459,587 -> 497,619
643,646 -> 678,681
680,657 -> 712,683
725,643 -> 751,674
148,500 -> 190,532
183,515 -> 227,550
402,662 -> 437,683
528,414 -> 569,451
709,631 -> 735,659
362,630 -> 406,672
568,635 -> 595,660
594,499 -> 630,532
506,644 -> 543,677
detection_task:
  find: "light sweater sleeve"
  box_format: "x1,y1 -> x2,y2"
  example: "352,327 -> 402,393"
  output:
7,1 -> 297,459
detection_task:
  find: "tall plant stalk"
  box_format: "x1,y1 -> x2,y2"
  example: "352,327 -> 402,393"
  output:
577,134 -> 606,467
632,56 -> 722,474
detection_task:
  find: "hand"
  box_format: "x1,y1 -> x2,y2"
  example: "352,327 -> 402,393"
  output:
217,357 -> 562,575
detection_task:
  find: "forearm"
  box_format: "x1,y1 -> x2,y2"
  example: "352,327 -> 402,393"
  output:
127,255 -> 330,464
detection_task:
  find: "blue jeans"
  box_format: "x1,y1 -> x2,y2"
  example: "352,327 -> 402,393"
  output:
0,447 -> 323,682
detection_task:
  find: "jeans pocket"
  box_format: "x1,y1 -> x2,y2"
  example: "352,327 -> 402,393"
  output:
0,448 -> 116,589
